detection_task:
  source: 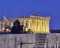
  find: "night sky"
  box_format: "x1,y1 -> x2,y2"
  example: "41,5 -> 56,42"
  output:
0,0 -> 60,30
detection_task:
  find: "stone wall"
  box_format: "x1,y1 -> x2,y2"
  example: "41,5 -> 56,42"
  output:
0,34 -> 35,48
0,33 -> 60,48
46,33 -> 60,48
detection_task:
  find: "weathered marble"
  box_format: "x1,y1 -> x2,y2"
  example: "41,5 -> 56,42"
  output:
0,34 -> 35,48
0,33 -> 60,48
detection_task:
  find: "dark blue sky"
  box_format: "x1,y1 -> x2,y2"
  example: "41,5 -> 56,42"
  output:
0,0 -> 60,30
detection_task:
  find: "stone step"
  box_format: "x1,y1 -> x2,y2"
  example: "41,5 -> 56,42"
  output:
35,33 -> 47,48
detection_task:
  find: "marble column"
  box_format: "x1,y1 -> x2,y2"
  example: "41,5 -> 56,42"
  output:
2,23 -> 5,31
11,22 -> 13,27
39,19 -> 42,32
41,19 -> 43,32
45,20 -> 49,33
42,20 -> 45,32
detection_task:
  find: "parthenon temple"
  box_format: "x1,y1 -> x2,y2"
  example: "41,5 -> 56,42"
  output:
0,15 -> 50,33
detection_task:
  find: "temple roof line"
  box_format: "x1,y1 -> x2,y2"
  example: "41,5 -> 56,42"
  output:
17,15 -> 50,19
0,15 -> 50,22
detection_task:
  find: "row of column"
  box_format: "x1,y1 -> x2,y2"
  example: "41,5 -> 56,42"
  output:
0,18 -> 50,33
32,19 -> 49,33
20,18 -> 50,33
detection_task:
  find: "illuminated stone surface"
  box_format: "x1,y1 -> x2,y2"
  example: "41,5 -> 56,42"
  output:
0,15 -> 50,33
0,34 -> 35,48
0,33 -> 60,48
